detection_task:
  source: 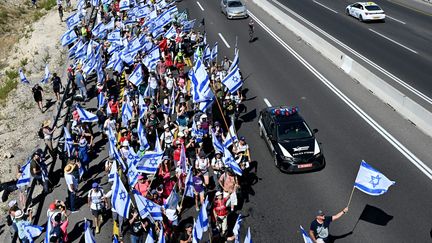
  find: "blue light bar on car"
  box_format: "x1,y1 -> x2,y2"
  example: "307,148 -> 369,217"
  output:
271,106 -> 299,116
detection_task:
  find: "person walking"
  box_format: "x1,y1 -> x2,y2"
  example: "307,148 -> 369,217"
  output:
42,120 -> 56,157
51,73 -> 63,102
88,182 -> 106,234
213,191 -> 228,237
32,84 -> 44,112
14,208 -> 33,243
309,207 -> 349,243
64,163 -> 79,213
30,151 -> 49,193
74,68 -> 87,101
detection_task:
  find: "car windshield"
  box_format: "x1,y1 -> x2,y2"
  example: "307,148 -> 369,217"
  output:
365,5 -> 381,11
228,1 -> 243,7
277,121 -> 313,141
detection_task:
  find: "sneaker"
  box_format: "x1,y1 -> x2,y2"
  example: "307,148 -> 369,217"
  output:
95,226 -> 100,234
71,210 -> 79,213
195,207 -> 199,212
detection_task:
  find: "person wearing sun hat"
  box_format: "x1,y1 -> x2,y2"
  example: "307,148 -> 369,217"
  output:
64,163 -> 78,212
14,208 -> 34,243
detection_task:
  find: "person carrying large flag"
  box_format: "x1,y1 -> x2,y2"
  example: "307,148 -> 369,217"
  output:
308,207 -> 349,243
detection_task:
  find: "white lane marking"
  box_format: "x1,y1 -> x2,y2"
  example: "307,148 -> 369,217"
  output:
369,29 -> 417,54
248,10 -> 432,180
386,15 -> 406,25
218,33 -> 231,48
263,98 -> 272,107
271,0 -> 432,106
313,0 -> 338,14
196,1 -> 204,11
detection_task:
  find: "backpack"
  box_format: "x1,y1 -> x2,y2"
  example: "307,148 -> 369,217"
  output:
38,127 -> 44,139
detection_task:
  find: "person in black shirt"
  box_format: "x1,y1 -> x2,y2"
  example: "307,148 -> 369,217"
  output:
129,210 -> 149,243
309,207 -> 348,243
179,223 -> 193,243
32,84 -> 44,112
51,73 -> 63,102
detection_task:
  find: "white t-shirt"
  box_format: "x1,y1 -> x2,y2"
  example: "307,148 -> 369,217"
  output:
64,173 -> 78,192
88,189 -> 104,210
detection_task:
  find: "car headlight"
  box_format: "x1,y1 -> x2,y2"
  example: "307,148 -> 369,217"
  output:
313,140 -> 321,155
278,143 -> 293,160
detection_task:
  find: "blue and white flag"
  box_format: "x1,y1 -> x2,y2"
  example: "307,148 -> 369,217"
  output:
127,146 -> 140,168
183,168 -> 194,198
192,221 -> 199,243
119,0 -> 130,11
19,68 -> 29,84
41,64 -> 50,84
136,5 -> 151,19
76,0 -> 85,10
222,145 -> 242,176
164,188 -> 180,210
107,29 -> 121,43
143,47 -> 160,71
300,225 -> 313,243
108,159 -> 117,183
109,138 -> 127,171
66,12 -> 81,29
195,196 -> 209,240
164,25 -> 177,39
233,214 -> 243,243
44,214 -> 52,243
107,51 -> 119,69
17,159 -> 31,188
76,105 -> 99,123
137,152 -> 163,174
158,222 -> 165,243
128,63 -> 143,86
354,160 -> 395,196
211,42 -> 218,61
145,227 -> 155,243
113,56 -> 124,73
137,119 -> 150,150
97,92 -> 106,109
212,130 -> 224,154
112,173 -> 132,218
244,227 -> 252,243
84,218 -> 96,243
190,59 -> 213,103
23,224 -> 43,242
113,235 -> 119,243
68,39 -> 81,58
229,50 -> 239,72
134,192 -> 163,221
91,0 -> 99,7
179,144 -> 187,174
182,19 -> 196,32
154,130 -> 163,153
104,18 -> 115,31
138,94 -> 148,119
61,29 -> 77,46
222,65 -> 242,94
223,124 -> 238,148
127,162 -> 140,187
121,98 -> 133,127
64,127 -> 74,157
203,45 -> 211,61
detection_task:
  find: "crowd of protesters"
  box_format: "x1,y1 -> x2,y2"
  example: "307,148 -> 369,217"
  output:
6,0 -> 259,242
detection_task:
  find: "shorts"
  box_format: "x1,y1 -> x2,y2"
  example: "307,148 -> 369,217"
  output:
91,208 -> 104,217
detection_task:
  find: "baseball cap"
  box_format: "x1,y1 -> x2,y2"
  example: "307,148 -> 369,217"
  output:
317,210 -> 325,216
92,182 -> 99,188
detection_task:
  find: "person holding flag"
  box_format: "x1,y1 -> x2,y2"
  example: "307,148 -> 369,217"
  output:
309,207 -> 349,243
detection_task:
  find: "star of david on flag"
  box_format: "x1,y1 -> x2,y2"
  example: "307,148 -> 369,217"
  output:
17,159 -> 31,188
112,173 -> 132,218
134,191 -> 163,221
61,29 -> 78,46
128,63 -> 143,86
354,160 -> 395,196
222,65 -> 243,94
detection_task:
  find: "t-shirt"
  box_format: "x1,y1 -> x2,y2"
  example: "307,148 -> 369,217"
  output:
30,159 -> 41,176
88,189 -> 104,210
193,176 -> 205,193
310,216 -> 332,241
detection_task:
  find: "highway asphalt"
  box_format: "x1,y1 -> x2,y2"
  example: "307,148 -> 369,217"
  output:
31,1 -> 432,242
272,0 -> 432,105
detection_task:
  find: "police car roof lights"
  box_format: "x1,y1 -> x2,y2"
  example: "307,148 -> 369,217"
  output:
271,106 -> 299,116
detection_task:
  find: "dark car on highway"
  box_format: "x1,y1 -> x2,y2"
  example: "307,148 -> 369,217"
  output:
258,106 -> 325,172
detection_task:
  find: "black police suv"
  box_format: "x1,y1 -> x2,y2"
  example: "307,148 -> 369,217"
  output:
258,106 -> 325,172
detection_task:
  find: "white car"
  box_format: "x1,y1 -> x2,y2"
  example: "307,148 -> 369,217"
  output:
346,2 -> 386,22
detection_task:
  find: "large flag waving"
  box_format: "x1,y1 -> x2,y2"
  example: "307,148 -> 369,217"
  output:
84,218 -> 96,243
112,173 -> 132,218
76,105 -> 98,123
134,191 -> 163,221
222,145 -> 242,176
195,196 -> 209,240
128,63 -> 143,86
222,65 -> 242,94
354,160 -> 395,196
16,159 -> 31,188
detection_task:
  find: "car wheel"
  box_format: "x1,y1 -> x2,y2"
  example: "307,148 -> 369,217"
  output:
359,15 -> 363,22
273,154 -> 279,168
346,9 -> 350,16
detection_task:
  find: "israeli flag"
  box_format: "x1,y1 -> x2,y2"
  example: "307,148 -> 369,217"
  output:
107,51 -> 119,69
354,160 -> 395,196
211,130 -> 224,154
110,138 -> 127,171
229,50 -> 239,72
41,64 -> 50,84
183,168 -> 194,198
75,42 -> 87,60
199,100 -> 214,113
182,19 -> 196,33
76,0 -> 85,10
145,228 -> 155,243
137,152 -> 163,174
108,159 -> 117,182
192,221 -> 199,243
179,144 -> 187,174
203,45 -> 211,61
76,105 -> 99,123
137,119 -> 150,150
128,37 -> 142,55
66,12 -> 81,29
134,191 -> 163,221
129,63 -> 143,86
69,39 -> 81,58
119,0 -> 130,11
190,59 -> 213,103
127,162 -> 140,187
61,29 -> 77,46
19,68 -> 29,84
136,5 -> 151,19
107,29 -> 121,43
195,196 -> 209,240
244,227 -> 252,243
211,42 -> 218,61
91,0 -> 99,7
233,214 -> 243,243
64,127 -> 74,157
223,124 -> 238,148
23,224 -> 43,242
222,145 -> 242,176
84,218 -> 96,243
143,47 -> 160,71
156,0 -> 167,10
139,94 -> 148,119
154,130 -> 163,153
112,173 -> 132,218
163,25 -> 177,39
92,22 -> 103,36
43,214 -> 52,243
104,18 -> 115,31
222,65 -> 242,94
127,146 -> 140,167
158,222 -> 165,243
17,159 -> 31,188
121,99 -> 133,126
97,92 -> 106,109
164,188 -> 180,210
300,225 -> 313,243
113,57 -> 124,73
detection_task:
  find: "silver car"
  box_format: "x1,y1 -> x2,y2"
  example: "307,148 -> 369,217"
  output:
220,0 -> 248,19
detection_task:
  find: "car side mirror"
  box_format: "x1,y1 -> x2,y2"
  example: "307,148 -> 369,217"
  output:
313,129 -> 319,134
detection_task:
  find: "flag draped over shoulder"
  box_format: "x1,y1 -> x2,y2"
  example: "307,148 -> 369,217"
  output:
354,160 -> 395,196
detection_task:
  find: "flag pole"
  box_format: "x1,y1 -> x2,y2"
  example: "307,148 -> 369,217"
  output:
347,186 -> 355,208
